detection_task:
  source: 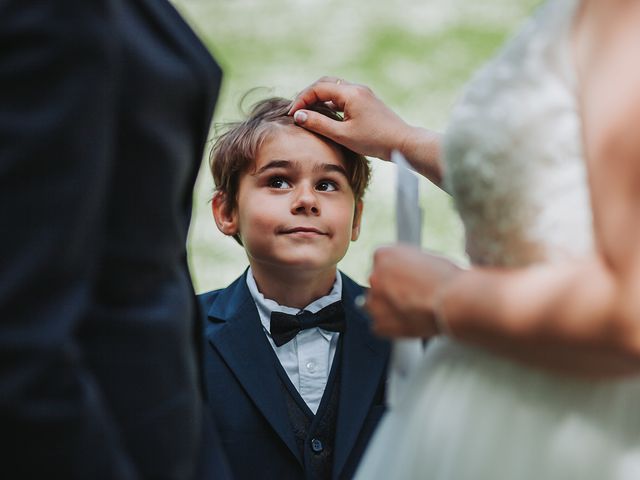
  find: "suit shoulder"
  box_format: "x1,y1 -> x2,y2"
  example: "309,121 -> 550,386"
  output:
197,272 -> 249,313
198,288 -> 224,311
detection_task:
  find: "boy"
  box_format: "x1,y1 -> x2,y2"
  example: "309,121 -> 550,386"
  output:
199,97 -> 390,479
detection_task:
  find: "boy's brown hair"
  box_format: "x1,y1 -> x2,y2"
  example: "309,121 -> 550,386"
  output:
210,97 -> 371,219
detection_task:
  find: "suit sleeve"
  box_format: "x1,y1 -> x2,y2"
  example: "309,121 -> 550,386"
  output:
0,2 -> 138,477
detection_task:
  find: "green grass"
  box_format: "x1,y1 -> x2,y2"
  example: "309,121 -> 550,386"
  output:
172,0 -> 542,292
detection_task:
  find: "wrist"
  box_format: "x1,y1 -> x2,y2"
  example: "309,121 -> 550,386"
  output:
397,125 -> 421,158
433,285 -> 455,337
399,126 -> 443,185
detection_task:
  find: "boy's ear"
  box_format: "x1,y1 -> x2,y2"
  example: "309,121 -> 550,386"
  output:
351,200 -> 364,241
212,192 -> 239,237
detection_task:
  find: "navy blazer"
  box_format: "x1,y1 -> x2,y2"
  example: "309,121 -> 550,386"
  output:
200,272 -> 390,480
0,1 -> 229,478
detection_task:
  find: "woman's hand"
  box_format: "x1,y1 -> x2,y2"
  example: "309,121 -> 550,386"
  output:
364,245 -> 462,338
289,77 -> 444,186
288,77 -> 413,161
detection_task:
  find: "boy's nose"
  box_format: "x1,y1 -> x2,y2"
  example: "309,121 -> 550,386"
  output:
291,185 -> 320,215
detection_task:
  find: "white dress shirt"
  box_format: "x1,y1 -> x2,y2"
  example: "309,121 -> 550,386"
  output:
246,268 -> 342,414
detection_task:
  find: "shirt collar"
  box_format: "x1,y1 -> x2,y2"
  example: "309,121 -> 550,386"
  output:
245,267 -> 343,341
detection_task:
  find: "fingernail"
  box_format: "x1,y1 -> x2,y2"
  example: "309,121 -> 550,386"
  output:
294,110 -> 307,124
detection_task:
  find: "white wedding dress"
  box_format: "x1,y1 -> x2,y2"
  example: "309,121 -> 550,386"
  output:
355,1 -> 640,479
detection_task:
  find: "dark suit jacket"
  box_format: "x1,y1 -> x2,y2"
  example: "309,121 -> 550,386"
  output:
0,1 -> 229,478
200,272 -> 390,480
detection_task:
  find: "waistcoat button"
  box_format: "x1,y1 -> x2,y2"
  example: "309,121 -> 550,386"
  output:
310,438 -> 324,453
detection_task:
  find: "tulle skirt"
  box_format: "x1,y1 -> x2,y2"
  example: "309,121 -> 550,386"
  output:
355,338 -> 640,480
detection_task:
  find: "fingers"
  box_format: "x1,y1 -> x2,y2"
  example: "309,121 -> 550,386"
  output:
293,109 -> 345,144
365,246 -> 440,338
365,257 -> 410,337
288,77 -> 351,115
366,279 -> 421,337
366,279 -> 399,336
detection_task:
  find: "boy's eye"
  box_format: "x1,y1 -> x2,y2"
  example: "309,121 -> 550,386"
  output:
316,180 -> 338,192
268,177 -> 291,189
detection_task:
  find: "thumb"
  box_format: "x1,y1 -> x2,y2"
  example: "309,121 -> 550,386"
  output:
293,109 -> 344,143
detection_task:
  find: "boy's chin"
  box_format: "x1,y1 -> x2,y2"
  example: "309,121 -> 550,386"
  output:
249,246 -> 348,274
274,258 -> 337,272
262,254 -> 343,273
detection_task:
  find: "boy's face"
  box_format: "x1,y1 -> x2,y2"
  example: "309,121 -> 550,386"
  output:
214,124 -> 362,275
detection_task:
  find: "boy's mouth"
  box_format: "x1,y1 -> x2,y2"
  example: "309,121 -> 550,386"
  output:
280,226 -> 327,236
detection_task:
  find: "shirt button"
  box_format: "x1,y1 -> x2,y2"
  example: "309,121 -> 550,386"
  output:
306,361 -> 316,373
310,438 -> 324,453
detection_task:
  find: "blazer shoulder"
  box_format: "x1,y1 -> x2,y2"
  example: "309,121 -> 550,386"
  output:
197,272 -> 250,320
198,288 -> 223,311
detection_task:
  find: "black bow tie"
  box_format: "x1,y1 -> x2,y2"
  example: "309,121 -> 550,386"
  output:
269,301 -> 345,347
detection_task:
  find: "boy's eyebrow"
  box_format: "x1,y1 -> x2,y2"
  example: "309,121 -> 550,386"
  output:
314,163 -> 348,178
254,160 -> 348,178
254,160 -> 293,175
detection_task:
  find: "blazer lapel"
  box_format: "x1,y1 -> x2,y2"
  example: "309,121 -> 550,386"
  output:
204,274 -> 302,465
333,277 -> 390,479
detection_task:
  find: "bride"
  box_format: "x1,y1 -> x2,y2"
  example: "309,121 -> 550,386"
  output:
288,0 -> 640,478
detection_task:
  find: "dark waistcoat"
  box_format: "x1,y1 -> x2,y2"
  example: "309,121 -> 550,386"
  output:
275,341 -> 343,480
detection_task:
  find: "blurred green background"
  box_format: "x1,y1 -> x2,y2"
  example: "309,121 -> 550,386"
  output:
172,0 -> 541,293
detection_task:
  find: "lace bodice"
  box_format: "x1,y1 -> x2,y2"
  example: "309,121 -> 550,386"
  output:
443,0 -> 591,267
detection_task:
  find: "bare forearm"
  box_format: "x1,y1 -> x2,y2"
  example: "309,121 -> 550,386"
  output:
441,256 -> 640,376
399,126 -> 445,189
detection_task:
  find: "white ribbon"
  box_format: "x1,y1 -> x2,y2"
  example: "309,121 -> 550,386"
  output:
386,150 -> 425,408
